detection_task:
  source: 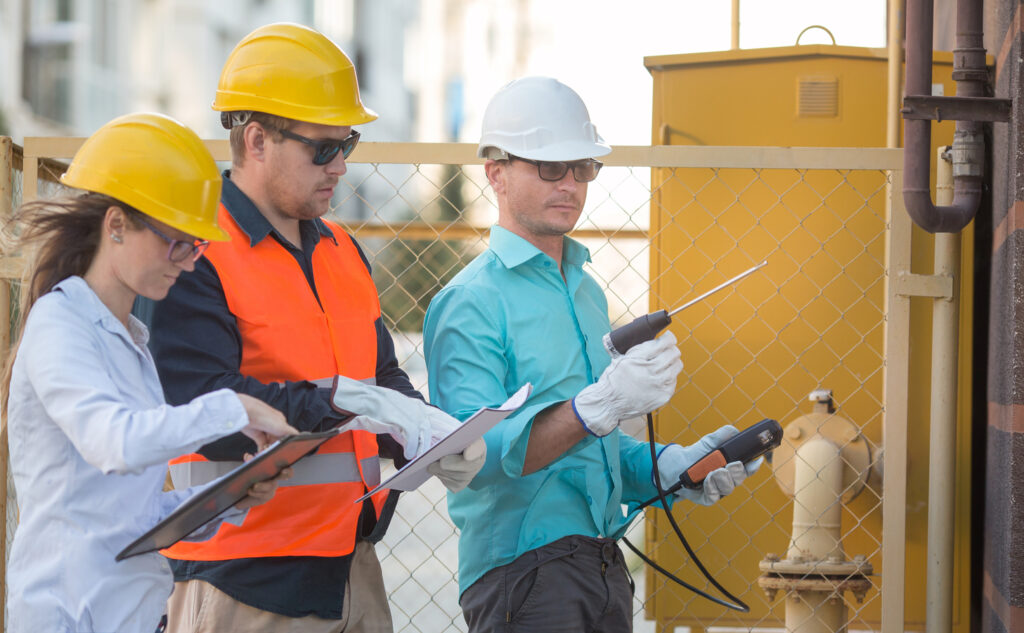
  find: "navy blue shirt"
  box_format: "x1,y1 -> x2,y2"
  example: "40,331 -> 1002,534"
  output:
149,173 -> 418,619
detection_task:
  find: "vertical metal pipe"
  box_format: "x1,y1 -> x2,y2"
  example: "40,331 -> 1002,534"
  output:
887,0 -> 904,149
787,593 -> 847,633
902,0 -> 984,233
786,437 -> 846,633
786,437 -> 844,563
731,0 -> 740,50
926,148 -> 959,633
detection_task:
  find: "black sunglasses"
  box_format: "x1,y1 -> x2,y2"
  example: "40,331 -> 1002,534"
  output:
509,155 -> 603,183
134,213 -> 209,263
275,127 -> 360,166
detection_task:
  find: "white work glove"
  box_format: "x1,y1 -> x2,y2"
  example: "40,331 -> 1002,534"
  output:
656,425 -> 764,506
572,331 -> 683,436
331,376 -> 460,460
426,438 -> 487,493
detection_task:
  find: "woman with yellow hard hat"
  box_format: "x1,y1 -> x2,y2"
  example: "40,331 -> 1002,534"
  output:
1,112 -> 298,633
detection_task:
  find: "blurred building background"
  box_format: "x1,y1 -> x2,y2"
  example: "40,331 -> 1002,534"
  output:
0,0 -> 898,145
0,0 -> 540,143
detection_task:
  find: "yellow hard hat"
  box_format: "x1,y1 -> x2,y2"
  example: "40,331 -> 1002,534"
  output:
61,112 -> 228,241
213,22 -> 378,127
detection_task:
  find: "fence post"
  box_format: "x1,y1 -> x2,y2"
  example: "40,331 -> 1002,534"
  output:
0,135 -> 14,633
882,166 -> 910,633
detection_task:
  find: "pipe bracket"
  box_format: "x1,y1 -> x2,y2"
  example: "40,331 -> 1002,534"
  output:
894,272 -> 954,299
901,95 -> 1011,122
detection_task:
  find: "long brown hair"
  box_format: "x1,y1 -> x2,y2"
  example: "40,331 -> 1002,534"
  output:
1,192 -> 141,416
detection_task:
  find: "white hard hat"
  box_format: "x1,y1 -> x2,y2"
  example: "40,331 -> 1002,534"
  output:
478,76 -> 611,162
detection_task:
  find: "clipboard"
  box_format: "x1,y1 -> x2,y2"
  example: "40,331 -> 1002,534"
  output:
116,429 -> 340,561
355,383 -> 532,501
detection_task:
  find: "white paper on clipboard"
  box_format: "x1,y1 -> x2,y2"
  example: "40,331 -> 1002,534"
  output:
356,383 -> 532,501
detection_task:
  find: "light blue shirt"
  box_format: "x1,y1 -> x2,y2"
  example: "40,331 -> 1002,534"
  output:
423,226 -> 664,595
7,276 -> 250,633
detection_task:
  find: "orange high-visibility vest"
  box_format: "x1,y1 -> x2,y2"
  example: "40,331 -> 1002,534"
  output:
162,205 -> 388,561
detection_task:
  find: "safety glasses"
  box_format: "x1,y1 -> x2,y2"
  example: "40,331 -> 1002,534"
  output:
134,214 -> 209,263
510,155 -> 603,183
276,127 -> 361,165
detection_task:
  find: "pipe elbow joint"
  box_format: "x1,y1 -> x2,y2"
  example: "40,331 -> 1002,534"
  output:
904,186 -> 980,234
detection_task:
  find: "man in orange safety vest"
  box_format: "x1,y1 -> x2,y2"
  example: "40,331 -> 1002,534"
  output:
150,22 -> 485,633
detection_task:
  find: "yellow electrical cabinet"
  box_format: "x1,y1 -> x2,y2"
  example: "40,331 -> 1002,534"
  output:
643,45 -> 973,632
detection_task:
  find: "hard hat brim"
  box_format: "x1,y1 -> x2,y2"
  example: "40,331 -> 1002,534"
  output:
212,96 -> 379,127
478,139 -> 612,162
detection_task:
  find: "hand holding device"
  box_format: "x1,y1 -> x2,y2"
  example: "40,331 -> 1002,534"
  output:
657,419 -> 781,505
572,331 -> 683,436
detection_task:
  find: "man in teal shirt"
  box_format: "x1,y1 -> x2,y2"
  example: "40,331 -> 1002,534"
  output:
423,77 -> 761,632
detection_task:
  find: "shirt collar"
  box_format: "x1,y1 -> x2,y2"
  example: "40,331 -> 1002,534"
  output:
489,225 -> 592,270
52,276 -> 149,346
221,170 -> 336,248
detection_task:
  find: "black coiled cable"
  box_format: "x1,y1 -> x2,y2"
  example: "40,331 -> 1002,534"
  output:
619,412 -> 750,612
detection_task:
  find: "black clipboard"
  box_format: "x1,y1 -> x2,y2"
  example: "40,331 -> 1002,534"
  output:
116,429 -> 340,561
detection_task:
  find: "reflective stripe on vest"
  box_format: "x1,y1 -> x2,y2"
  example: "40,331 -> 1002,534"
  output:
168,453 -> 381,489
162,205 -> 388,562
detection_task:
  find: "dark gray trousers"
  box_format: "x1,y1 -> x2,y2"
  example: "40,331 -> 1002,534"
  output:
460,535 -> 634,633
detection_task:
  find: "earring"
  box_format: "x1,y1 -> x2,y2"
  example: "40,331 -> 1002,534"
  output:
111,233 -> 123,244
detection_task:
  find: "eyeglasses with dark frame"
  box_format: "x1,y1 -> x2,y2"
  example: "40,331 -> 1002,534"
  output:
275,127 -> 361,166
509,155 -> 603,183
133,213 -> 210,263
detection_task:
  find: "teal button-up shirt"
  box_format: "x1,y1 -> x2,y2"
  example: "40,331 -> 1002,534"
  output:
423,226 -> 665,595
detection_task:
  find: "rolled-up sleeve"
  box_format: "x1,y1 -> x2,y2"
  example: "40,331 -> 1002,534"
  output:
618,432 -> 668,512
424,283 -> 567,487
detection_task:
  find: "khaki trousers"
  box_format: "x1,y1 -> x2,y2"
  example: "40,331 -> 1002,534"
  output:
165,541 -> 394,633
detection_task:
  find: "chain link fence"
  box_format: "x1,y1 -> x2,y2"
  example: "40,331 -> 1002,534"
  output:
1,140 -> 914,633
